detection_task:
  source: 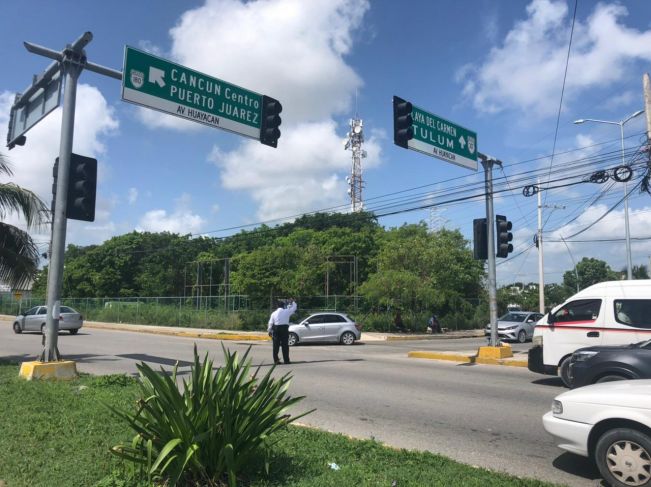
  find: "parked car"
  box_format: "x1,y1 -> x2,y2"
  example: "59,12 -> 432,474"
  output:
13,305 -> 83,335
483,311 -> 543,343
288,312 -> 361,346
568,339 -> 651,389
543,379 -> 651,487
529,280 -> 651,387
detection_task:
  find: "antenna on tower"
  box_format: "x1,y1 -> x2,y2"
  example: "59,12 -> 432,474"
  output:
344,107 -> 366,212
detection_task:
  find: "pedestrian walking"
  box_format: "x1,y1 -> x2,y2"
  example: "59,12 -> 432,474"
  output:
268,298 -> 297,365
427,313 -> 442,334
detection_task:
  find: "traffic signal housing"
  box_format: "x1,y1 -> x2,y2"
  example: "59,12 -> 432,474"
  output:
66,153 -> 97,222
473,218 -> 487,260
496,215 -> 513,258
393,96 -> 413,148
260,95 -> 282,148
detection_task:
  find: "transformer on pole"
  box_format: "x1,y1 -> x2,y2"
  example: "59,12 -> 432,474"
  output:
344,116 -> 367,212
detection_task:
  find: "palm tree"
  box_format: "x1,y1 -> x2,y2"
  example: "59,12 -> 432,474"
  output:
0,152 -> 50,289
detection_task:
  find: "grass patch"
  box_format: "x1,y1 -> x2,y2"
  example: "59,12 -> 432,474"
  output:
0,362 -> 561,487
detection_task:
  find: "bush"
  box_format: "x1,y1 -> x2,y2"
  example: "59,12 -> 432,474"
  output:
108,345 -> 313,487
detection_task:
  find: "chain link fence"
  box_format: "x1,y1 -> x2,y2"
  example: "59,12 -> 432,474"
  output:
0,294 -> 488,332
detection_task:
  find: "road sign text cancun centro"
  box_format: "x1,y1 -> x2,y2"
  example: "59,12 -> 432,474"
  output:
121,46 -> 263,140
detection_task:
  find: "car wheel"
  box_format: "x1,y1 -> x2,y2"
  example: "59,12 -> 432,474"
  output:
287,333 -> 298,347
41,323 -> 46,335
595,374 -> 627,384
341,331 -> 356,345
517,330 -> 527,343
595,427 -> 651,487
13,322 -> 22,334
559,356 -> 572,388
69,328 -> 79,335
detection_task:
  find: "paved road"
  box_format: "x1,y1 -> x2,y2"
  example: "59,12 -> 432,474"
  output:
0,322 -> 600,487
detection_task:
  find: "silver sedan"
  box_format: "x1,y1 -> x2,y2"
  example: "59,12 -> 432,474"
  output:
287,312 -> 362,346
13,305 -> 84,335
484,311 -> 543,343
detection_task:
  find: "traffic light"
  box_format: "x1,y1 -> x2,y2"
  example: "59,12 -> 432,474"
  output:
66,153 -> 97,222
393,96 -> 413,148
496,215 -> 513,258
260,95 -> 282,148
473,218 -> 487,260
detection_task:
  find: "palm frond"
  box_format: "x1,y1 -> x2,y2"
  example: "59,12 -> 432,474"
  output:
0,222 -> 40,289
0,183 -> 50,228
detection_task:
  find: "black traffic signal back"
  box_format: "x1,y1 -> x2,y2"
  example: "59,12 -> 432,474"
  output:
496,215 -> 513,258
393,96 -> 413,148
473,218 -> 487,260
260,95 -> 282,148
67,153 -> 97,222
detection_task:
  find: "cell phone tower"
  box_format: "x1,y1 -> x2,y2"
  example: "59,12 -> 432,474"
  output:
344,116 -> 367,212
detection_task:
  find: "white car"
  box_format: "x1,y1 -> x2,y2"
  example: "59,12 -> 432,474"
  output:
543,380 -> 651,487
287,312 -> 362,346
13,305 -> 84,335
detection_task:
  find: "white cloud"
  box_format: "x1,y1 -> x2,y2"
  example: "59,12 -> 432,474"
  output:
168,0 -> 367,126
210,120 -> 383,220
137,193 -> 205,234
128,187 -> 138,205
461,0 -> 651,116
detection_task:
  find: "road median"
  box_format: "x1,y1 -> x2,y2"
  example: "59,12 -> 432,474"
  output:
408,349 -> 528,367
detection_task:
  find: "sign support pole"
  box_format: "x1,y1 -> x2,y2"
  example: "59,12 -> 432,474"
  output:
479,153 -> 500,347
41,43 -> 86,361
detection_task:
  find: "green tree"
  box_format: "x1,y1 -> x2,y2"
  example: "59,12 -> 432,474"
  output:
0,154 -> 49,289
563,257 -> 619,291
621,264 -> 650,279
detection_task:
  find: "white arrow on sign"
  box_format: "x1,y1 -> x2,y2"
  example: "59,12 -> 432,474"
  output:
459,136 -> 466,150
148,67 -> 166,88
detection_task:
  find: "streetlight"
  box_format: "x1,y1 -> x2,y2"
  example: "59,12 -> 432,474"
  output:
573,109 -> 644,280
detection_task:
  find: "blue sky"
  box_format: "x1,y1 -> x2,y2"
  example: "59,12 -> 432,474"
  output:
2,0 -> 651,285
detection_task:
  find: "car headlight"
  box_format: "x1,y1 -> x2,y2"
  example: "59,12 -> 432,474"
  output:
552,400 -> 563,415
572,351 -> 598,362
503,325 -> 518,330
533,335 -> 543,346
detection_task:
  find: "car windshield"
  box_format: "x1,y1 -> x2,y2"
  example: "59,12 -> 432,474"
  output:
498,313 -> 527,322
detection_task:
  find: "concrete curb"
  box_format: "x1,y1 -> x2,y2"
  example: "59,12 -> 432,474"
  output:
83,321 -> 271,341
407,350 -> 528,368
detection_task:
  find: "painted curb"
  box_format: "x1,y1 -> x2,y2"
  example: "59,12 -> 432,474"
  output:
19,360 -> 78,380
83,322 -> 271,341
407,350 -> 528,368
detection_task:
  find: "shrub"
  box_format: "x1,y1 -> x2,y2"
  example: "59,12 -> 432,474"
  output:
108,345 -> 313,487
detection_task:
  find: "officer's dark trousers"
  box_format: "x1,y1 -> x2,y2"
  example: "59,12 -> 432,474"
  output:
272,324 -> 290,364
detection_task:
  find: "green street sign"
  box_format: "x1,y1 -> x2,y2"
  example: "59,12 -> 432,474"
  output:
121,46 -> 262,139
409,105 -> 478,171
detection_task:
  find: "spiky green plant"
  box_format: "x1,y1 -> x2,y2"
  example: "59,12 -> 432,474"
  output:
109,345 -> 313,486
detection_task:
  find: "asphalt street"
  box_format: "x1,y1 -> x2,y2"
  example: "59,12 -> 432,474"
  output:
0,322 -> 601,487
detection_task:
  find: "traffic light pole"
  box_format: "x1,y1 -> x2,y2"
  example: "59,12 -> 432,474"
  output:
41,40 -> 85,361
13,32 -> 122,362
479,153 -> 500,347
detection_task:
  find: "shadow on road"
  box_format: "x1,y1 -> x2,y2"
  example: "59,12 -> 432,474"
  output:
531,377 -> 566,388
552,452 -> 603,484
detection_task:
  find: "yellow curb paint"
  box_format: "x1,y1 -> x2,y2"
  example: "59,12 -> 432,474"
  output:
477,345 -> 513,359
407,351 -> 528,368
19,360 -> 78,380
407,351 -> 473,363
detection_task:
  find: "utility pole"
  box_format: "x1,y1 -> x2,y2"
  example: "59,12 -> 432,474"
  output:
537,181 -> 544,314
479,153 -> 500,347
644,74 -> 651,144
9,33 -> 122,364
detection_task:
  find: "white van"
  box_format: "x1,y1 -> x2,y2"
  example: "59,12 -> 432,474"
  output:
528,280 -> 651,387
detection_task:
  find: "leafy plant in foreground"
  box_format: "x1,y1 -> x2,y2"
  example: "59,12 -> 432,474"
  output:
108,345 -> 313,486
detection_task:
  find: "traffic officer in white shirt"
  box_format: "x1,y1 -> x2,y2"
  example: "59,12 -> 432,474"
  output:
268,298 -> 297,364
